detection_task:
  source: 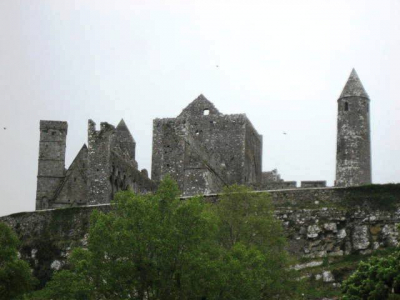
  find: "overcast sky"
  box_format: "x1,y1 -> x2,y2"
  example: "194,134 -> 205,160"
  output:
0,0 -> 399,217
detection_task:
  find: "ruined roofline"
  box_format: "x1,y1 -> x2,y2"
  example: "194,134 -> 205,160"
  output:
88,119 -> 116,134
177,94 -> 222,118
241,114 -> 263,141
51,144 -> 88,202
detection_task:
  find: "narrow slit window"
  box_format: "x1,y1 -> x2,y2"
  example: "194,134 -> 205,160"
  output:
344,102 -> 349,111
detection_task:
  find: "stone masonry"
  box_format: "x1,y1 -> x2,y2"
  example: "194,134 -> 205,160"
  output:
35,69 -> 374,209
35,119 -> 155,209
336,69 -> 372,187
151,95 -> 263,196
4,185 -> 400,287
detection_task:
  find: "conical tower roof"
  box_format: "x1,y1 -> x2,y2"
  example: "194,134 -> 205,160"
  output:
116,119 -> 135,143
116,119 -> 129,131
339,69 -> 369,99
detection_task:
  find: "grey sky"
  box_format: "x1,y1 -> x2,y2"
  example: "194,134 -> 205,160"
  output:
1,0 -> 399,217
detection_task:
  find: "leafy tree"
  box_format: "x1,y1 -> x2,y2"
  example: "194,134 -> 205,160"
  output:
28,178 -> 298,299
0,222 -> 37,300
342,250 -> 400,300
213,185 -> 298,299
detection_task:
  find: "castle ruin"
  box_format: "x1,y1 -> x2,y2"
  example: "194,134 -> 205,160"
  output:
35,69 -> 372,209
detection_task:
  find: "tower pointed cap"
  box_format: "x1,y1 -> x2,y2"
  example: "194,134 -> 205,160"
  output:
116,119 -> 129,131
339,69 -> 369,99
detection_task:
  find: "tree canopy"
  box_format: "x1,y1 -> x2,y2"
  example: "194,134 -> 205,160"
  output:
0,222 -> 37,300
28,178 -> 298,300
342,249 -> 400,300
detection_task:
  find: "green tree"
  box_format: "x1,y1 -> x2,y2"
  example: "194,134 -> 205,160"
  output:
0,222 -> 37,300
29,178 -> 298,299
342,250 -> 400,300
213,184 -> 298,299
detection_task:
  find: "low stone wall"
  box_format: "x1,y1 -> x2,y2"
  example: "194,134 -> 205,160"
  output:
1,184 -> 400,287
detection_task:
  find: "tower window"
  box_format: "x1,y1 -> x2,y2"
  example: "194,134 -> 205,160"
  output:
344,102 -> 349,111
203,109 -> 210,115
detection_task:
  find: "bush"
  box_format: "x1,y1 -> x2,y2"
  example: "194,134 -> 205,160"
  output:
0,222 -> 37,300
342,250 -> 400,300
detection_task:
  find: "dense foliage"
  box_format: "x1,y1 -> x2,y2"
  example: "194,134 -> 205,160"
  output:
342,249 -> 400,300
0,222 -> 37,300
27,178 -> 298,299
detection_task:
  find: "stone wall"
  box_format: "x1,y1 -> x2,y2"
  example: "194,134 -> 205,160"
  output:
1,184 -> 400,287
151,95 -> 263,196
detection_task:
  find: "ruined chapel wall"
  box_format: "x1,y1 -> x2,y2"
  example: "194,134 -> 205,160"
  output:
110,151 -> 156,195
186,114 -> 247,185
53,146 -> 88,207
87,121 -> 114,205
151,118 -> 186,188
244,118 -> 262,185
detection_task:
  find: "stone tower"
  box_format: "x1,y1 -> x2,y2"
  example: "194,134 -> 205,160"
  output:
152,95 -> 262,196
36,121 -> 68,209
87,120 -> 115,205
335,69 -> 371,187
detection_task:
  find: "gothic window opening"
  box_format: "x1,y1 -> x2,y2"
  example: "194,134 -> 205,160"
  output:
203,109 -> 210,115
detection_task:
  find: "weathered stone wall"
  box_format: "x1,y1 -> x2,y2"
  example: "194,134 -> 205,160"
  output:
2,185 -> 400,287
37,119 -> 154,209
52,145 -> 88,208
87,120 -> 115,204
244,119 -> 262,184
300,181 -> 327,188
151,95 -> 263,196
260,181 -> 297,190
36,121 -> 68,210
336,70 -> 371,187
110,151 -> 156,194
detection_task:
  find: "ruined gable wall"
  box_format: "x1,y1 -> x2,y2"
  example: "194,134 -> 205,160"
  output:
185,114 -> 247,185
151,117 -> 227,195
52,146 -> 88,208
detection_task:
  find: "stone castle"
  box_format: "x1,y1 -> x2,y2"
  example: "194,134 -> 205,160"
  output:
35,69 -> 372,210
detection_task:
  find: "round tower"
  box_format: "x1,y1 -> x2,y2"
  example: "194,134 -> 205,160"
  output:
335,69 -> 371,187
